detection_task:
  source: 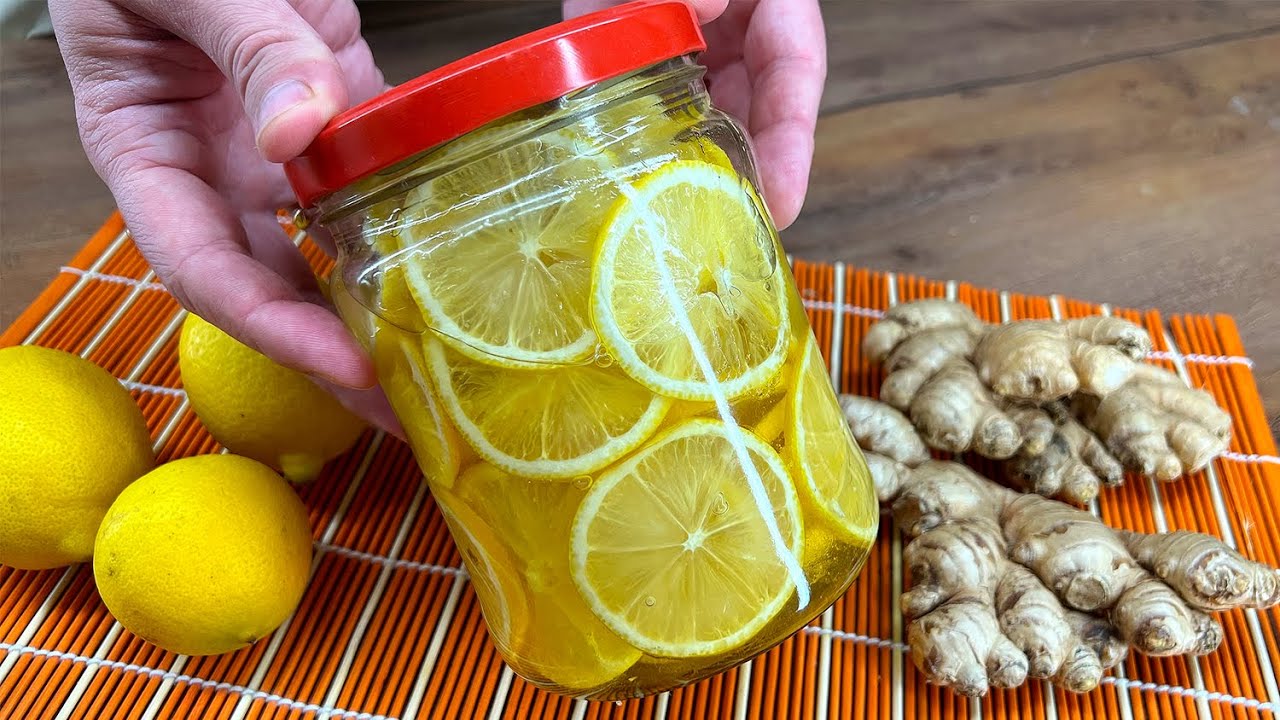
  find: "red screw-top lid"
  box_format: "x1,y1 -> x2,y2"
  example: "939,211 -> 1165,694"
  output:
284,0 -> 705,207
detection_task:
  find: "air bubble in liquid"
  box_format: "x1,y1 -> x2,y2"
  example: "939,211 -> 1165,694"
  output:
712,492 -> 729,515
573,476 -> 592,490
644,596 -> 656,607
592,347 -> 615,368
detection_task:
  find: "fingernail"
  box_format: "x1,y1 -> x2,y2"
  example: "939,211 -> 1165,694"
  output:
257,80 -> 314,133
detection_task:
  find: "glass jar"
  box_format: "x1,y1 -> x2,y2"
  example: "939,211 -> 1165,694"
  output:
285,1 -> 877,701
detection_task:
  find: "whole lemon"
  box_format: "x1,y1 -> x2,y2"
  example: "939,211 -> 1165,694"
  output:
178,314 -> 366,483
0,346 -> 154,570
93,454 -> 313,656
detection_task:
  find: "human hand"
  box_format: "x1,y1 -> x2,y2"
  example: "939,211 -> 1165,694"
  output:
49,0 -> 403,433
565,0 -> 827,228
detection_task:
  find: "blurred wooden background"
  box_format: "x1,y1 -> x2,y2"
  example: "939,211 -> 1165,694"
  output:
1,1 -> 1277,429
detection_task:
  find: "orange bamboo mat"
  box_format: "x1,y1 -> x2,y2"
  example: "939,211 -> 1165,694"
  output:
3,212 -> 1279,720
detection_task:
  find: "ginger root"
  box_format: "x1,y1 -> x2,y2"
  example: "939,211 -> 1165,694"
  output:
973,316 -> 1152,403
862,300 -> 1231,501
841,394 -> 1280,696
1073,363 -> 1232,481
1004,403 -> 1124,506
863,301 -> 1055,460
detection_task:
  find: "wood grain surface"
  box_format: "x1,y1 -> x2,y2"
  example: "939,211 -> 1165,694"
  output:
1,1 -> 1277,429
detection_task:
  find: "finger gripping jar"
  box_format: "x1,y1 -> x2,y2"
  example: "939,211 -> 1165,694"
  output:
285,0 -> 877,701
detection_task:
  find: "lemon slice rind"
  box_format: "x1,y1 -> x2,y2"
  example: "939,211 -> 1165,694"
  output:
590,161 -> 791,401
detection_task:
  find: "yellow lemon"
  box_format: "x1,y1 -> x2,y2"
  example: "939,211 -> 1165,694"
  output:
571,419 -> 802,658
591,161 -> 790,401
178,314 -> 367,483
93,454 -> 313,656
0,346 -> 154,570
447,463 -> 641,690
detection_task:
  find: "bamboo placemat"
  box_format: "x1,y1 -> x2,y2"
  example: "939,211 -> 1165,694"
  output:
2,212 -> 1278,720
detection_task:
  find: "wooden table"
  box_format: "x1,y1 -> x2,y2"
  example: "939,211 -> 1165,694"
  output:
2,1 -> 1277,431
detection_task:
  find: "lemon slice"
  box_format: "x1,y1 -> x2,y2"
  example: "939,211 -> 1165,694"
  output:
571,419 -> 803,658
790,337 -> 879,544
397,135 -> 619,367
452,463 -> 641,690
591,161 -> 790,401
439,501 -> 529,655
426,339 -> 669,479
373,327 -> 464,490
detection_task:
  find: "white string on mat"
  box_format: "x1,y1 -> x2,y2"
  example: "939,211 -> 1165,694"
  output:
18,229 -> 1276,718
1220,451 -> 1280,466
109,378 -> 1280,469
1147,349 -> 1254,369
800,626 -> 907,652
0,643 -> 401,720
23,229 -> 133,345
116,379 -> 186,398
796,605 -> 1278,712
314,541 -> 466,579
58,267 -> 167,293
1099,676 -> 1274,713
56,266 -> 1263,372
5,634 -> 1273,718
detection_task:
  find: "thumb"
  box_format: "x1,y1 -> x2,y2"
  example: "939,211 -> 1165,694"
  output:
121,0 -> 349,162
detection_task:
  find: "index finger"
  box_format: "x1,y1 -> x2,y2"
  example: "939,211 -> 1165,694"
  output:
118,164 -> 378,389
742,0 -> 826,228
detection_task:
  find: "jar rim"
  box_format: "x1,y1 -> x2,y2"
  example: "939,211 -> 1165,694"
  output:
283,0 -> 705,208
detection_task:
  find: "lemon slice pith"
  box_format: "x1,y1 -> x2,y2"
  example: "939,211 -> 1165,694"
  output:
571,419 -> 802,658
399,136 -> 618,367
791,337 -> 879,543
590,161 -> 790,401
451,463 -> 642,690
426,338 -> 669,479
